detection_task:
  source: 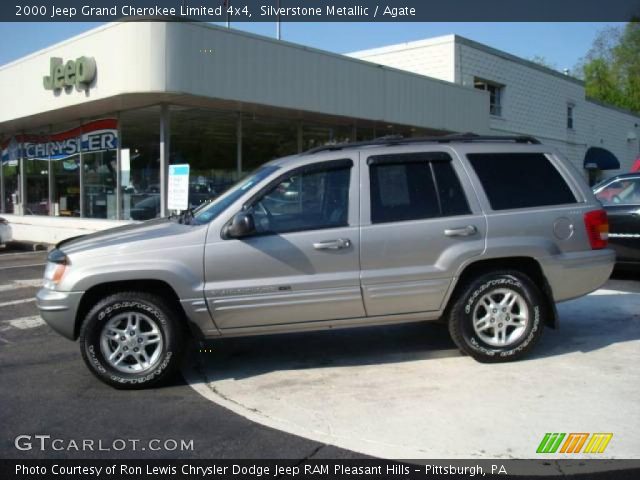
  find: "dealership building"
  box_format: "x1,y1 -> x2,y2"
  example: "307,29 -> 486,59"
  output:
1,22 -> 638,243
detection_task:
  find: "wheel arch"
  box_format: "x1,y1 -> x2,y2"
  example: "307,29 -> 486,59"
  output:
446,256 -> 558,329
74,279 -> 191,339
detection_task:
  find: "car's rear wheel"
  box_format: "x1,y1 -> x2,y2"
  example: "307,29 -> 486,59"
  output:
448,270 -> 546,362
79,292 -> 184,389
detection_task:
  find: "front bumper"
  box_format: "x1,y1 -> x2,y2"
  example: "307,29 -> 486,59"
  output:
36,288 -> 84,340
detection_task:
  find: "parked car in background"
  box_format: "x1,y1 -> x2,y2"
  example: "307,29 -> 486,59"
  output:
189,183 -> 216,207
0,217 -> 11,245
37,135 -> 615,389
594,173 -> 640,267
129,195 -> 161,221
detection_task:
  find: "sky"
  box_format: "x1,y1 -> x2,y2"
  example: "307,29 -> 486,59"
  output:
0,22 -> 625,70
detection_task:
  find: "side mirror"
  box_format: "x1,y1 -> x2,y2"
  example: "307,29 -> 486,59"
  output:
226,212 -> 256,238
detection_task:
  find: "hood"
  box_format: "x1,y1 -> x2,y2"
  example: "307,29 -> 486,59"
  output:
58,218 -> 202,257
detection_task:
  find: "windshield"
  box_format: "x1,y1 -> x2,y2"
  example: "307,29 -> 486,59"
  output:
191,165 -> 280,224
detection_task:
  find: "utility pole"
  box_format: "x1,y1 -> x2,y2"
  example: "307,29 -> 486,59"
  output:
276,0 -> 281,39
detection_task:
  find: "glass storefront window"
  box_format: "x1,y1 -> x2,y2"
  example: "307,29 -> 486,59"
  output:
1,135 -> 20,214
355,125 -> 378,142
120,107 -> 160,221
2,106 -> 438,221
242,115 -> 298,172
23,130 -> 50,216
82,119 -> 118,219
302,123 -> 354,151
170,107 -> 239,208
2,163 -> 19,214
50,123 -> 81,217
24,158 -> 50,215
52,156 -> 80,216
83,149 -> 117,219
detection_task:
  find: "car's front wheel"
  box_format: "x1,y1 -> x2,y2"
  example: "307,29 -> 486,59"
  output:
79,292 -> 184,389
448,270 -> 546,362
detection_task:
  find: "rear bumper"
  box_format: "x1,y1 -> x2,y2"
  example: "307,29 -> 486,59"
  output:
539,249 -> 615,302
36,288 -> 84,340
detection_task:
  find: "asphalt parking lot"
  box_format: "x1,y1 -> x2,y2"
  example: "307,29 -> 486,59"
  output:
1,245 -> 639,460
0,247 -> 354,460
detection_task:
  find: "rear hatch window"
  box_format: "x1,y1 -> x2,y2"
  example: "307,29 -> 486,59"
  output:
467,152 -> 577,210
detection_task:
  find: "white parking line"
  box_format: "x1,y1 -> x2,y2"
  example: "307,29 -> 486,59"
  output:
0,298 -> 35,307
0,279 -> 42,292
5,315 -> 45,330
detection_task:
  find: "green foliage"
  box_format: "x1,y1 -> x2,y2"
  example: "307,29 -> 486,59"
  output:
580,22 -> 640,114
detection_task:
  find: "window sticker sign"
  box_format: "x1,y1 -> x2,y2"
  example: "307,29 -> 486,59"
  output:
168,164 -> 190,211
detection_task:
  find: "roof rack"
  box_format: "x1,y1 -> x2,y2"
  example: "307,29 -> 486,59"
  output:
305,133 -> 541,154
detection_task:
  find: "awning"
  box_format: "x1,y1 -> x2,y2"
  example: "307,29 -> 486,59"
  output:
583,147 -> 620,170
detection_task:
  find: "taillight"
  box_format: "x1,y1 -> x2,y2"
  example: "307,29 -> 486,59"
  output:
583,209 -> 609,249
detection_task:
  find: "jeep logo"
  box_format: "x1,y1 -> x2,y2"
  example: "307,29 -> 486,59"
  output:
43,56 -> 96,91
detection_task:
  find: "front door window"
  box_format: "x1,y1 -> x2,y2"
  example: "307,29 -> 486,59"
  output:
247,163 -> 351,235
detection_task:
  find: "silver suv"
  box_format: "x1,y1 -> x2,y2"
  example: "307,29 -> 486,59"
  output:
37,135 -> 615,388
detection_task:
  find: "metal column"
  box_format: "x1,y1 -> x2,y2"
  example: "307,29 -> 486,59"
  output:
48,126 -> 54,216
19,153 -> 26,216
115,112 -> 122,220
159,104 -> 170,218
78,124 -> 85,218
236,114 -> 242,176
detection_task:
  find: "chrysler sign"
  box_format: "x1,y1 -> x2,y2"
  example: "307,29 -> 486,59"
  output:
1,119 -> 118,164
43,56 -> 96,91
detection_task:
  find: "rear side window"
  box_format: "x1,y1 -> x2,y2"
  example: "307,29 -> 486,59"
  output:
369,152 -> 470,224
467,153 -> 576,210
432,161 -> 470,217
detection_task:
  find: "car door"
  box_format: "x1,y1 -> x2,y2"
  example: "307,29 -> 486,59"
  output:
359,148 -> 487,317
595,176 -> 640,263
203,157 -> 366,330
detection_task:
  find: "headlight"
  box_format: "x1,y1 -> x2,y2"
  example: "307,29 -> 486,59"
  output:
43,249 -> 69,289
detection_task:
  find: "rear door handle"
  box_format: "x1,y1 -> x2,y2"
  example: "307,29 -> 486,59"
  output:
313,238 -> 351,250
444,225 -> 478,237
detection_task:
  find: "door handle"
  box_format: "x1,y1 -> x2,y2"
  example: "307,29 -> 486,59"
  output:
444,225 -> 478,237
313,238 -> 351,250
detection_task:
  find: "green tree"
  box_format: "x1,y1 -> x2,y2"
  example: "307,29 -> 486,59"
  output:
579,22 -> 640,113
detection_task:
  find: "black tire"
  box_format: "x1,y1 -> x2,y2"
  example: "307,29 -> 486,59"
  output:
448,270 -> 546,362
79,292 -> 184,389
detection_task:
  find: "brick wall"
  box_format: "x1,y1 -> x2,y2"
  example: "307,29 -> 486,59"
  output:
348,36 -> 456,83
457,42 -> 639,178
350,36 -> 640,180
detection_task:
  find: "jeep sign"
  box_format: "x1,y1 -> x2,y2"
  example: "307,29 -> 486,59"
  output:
43,56 -> 96,91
